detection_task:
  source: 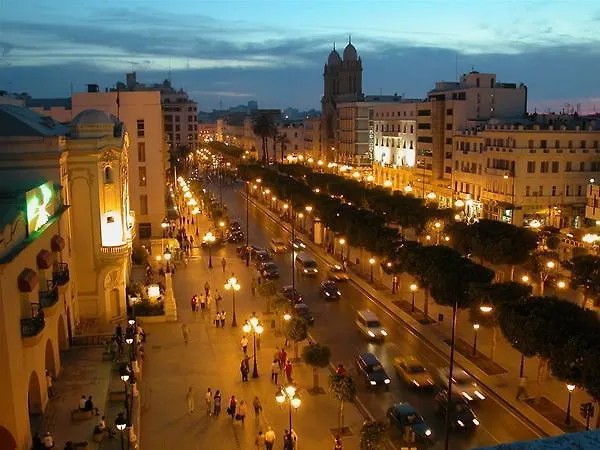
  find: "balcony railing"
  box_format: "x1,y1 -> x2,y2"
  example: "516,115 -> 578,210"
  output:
21,304 -> 45,338
53,263 -> 70,286
39,281 -> 59,309
100,243 -> 130,255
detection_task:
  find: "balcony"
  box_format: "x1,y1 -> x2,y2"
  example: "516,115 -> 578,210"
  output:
21,304 -> 45,339
53,263 -> 70,286
39,281 -> 59,309
100,243 -> 131,261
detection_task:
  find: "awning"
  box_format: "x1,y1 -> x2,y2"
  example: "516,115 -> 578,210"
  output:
51,235 -> 66,252
36,249 -> 52,269
18,268 -> 39,292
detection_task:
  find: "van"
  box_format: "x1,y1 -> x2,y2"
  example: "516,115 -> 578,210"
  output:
295,252 -> 319,276
356,309 -> 387,340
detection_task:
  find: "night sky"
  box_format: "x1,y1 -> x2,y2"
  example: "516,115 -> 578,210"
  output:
1,0 -> 599,112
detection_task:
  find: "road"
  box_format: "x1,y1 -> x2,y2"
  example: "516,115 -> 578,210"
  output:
211,180 -> 541,449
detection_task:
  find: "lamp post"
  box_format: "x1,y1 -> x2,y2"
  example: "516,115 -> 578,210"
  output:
246,181 -> 250,267
566,384 -> 576,425
275,385 -> 301,433
243,313 -> 264,378
472,323 -> 480,355
305,205 -> 313,237
339,238 -> 346,262
120,368 -> 130,423
192,207 -> 200,236
540,260 -> 557,296
115,412 -> 127,450
369,257 -> 376,283
224,275 -> 240,327
298,212 -> 305,232
290,204 -> 296,294
410,283 -> 418,312
202,231 -> 216,269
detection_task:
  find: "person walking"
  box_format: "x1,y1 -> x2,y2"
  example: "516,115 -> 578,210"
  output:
205,388 -> 213,416
516,375 -> 528,400
215,311 -> 221,328
279,348 -> 287,370
227,395 -> 237,419
213,390 -> 222,416
253,396 -> 262,424
241,335 -> 249,354
271,359 -> 280,384
283,430 -> 293,450
251,278 -> 257,297
285,360 -> 293,383
221,257 -> 227,273
220,311 -> 226,327
191,295 -> 198,313
240,358 -> 250,382
204,281 -> 210,298
181,324 -> 189,346
236,400 -> 247,424
215,291 -> 222,311
264,427 -> 276,450
185,387 -> 194,414
255,430 -> 265,450
200,295 -> 206,311
46,370 -> 55,398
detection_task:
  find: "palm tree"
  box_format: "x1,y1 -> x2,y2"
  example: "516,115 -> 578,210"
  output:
252,113 -> 276,162
276,133 -> 290,163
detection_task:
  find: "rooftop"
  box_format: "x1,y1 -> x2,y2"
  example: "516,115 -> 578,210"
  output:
0,104 -> 69,137
26,97 -> 72,110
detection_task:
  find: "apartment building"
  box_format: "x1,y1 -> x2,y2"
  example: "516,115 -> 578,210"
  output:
303,117 -> 322,160
162,89 -> 198,151
454,121 -> 600,227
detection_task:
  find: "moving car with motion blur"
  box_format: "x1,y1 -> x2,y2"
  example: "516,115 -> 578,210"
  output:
328,264 -> 349,281
386,403 -> 433,441
434,388 -> 480,430
281,286 -> 303,304
393,356 -> 434,389
289,238 -> 306,250
355,309 -> 387,340
293,303 -> 314,325
320,280 -> 341,300
436,367 -> 486,402
356,352 -> 391,388
295,252 -> 318,276
270,238 -> 288,253
257,262 -> 280,279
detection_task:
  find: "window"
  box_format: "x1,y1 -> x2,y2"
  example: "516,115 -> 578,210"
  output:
555,140 -> 560,148
446,108 -> 453,115
418,123 -> 430,130
446,123 -> 452,130
592,162 -> 600,171
552,185 -> 557,196
188,115 -> 193,121
175,125 -> 180,132
446,138 -> 452,145
528,139 -> 534,149
540,140 -> 547,149
527,161 -> 535,173
566,161 -> 572,171
410,125 -> 414,133
137,142 -> 146,162
137,119 -> 144,138
139,167 -> 147,186
580,162 -> 585,171
566,185 -> 570,196
594,140 -> 599,149
539,185 -> 544,196
138,223 -> 152,239
525,186 -> 530,196
578,185 -> 583,196
104,166 -> 113,184
581,140 -> 587,149
568,140 -> 573,149
175,116 -> 180,122
540,162 -> 548,173
417,110 -> 431,116
140,195 -> 148,215
417,136 -> 432,143
551,161 -> 559,173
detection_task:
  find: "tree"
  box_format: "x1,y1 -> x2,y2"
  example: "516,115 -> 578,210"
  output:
565,255 -> 600,308
360,420 -> 387,450
276,133 -> 290,163
252,113 -> 276,162
284,316 -> 308,360
525,250 -> 560,295
257,280 -> 278,313
302,343 -> 331,392
329,374 -> 356,433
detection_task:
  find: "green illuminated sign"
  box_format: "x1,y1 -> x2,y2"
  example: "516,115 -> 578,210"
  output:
26,182 -> 55,233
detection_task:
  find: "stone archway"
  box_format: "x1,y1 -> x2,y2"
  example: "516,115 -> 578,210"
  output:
0,426 -> 16,450
57,315 -> 68,351
44,339 -> 56,377
28,371 -> 42,415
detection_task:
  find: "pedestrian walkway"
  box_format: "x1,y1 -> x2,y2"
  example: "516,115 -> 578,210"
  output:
139,212 -> 365,449
249,192 -> 593,436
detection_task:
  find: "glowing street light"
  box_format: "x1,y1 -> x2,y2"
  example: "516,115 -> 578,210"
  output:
565,384 -> 576,425
224,275 -> 241,327
242,313 -> 264,378
369,257 -> 376,283
472,323 -> 480,355
275,384 -> 301,433
202,231 -> 216,268
410,283 -> 418,312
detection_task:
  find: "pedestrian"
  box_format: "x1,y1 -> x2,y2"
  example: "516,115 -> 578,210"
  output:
241,358 -> 250,382
241,335 -> 249,354
516,375 -> 528,400
334,434 -> 343,449
255,430 -> 265,450
227,395 -> 237,419
336,364 -> 346,376
257,275 -> 262,285
191,295 -> 198,312
236,400 -> 247,424
185,386 -> 194,414
213,390 -> 222,416
264,426 -> 276,450
46,370 -> 55,398
220,310 -> 226,327
215,311 -> 221,328
253,396 -> 262,423
285,360 -> 293,383
200,295 -> 206,311
271,359 -> 280,384
279,348 -> 287,370
181,324 -> 189,345
215,291 -> 222,310
251,278 -> 257,296
42,431 -> 54,449
205,388 -> 213,416
221,257 -> 227,272
204,281 -> 210,297
283,430 -> 293,450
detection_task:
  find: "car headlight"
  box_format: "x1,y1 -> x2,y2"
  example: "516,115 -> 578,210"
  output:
384,379 -> 391,384
413,380 -> 420,387
368,331 -> 375,337
337,291 -> 341,295
457,420 -> 464,427
425,429 -> 432,437
472,418 -> 480,426
380,330 -> 388,336
314,269 -> 318,272
303,269 -> 308,273
462,392 -> 473,401
474,391 -> 486,400
370,380 -> 377,385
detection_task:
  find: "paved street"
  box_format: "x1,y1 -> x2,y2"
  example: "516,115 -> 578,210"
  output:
214,181 -> 545,449
139,212 -> 364,449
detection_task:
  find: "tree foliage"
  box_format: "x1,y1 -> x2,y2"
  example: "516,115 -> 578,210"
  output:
565,255 -> 600,306
360,420 -> 387,450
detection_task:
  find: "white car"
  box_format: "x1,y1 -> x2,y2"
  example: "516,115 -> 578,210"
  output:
436,367 -> 485,402
270,238 -> 288,253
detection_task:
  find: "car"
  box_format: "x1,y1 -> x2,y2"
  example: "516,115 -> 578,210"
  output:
236,245 -> 262,260
386,403 -> 432,441
328,264 -> 350,281
356,352 -> 391,388
295,252 -> 318,276
258,262 -> 280,279
437,367 -> 486,402
356,309 -> 388,340
254,250 -> 273,266
434,388 -> 480,430
293,303 -> 314,325
270,238 -> 288,253
320,280 -> 341,300
393,357 -> 434,389
229,221 -> 241,231
226,231 -> 245,243
289,238 -> 306,250
281,286 -> 303,304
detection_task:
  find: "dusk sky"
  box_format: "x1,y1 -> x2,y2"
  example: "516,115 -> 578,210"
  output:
1,0 -> 600,113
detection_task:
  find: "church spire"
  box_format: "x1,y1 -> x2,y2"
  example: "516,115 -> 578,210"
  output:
333,41 -> 336,50
348,34 -> 351,44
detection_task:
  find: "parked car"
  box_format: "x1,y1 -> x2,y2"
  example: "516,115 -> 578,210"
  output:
270,238 -> 288,253
393,356 -> 434,389
386,403 -> 432,441
356,352 -> 391,388
320,280 -> 341,300
254,250 -> 273,266
328,264 -> 349,281
437,367 -> 486,402
258,262 -> 280,279
236,245 -> 262,260
293,303 -> 314,325
434,388 -> 480,430
289,238 -> 306,250
229,221 -> 241,232
226,231 -> 245,243
281,286 -> 303,304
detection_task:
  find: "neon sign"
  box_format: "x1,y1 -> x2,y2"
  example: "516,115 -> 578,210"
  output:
26,182 -> 55,233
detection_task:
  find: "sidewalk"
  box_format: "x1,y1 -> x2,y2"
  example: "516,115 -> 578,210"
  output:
139,212 -> 365,450
249,192 -> 592,437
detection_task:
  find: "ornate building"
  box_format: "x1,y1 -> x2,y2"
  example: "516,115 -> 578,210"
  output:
321,38 -> 363,161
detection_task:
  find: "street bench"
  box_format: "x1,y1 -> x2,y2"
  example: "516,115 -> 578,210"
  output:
71,409 -> 93,421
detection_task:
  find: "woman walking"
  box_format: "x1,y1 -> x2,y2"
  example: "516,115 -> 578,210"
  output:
227,395 -> 237,419
213,390 -> 222,416
236,400 -> 247,424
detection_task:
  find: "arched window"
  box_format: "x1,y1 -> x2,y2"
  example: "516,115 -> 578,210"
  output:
104,166 -> 113,184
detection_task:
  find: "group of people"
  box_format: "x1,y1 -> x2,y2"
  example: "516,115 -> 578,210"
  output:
187,387 -> 264,427
270,347 -> 293,384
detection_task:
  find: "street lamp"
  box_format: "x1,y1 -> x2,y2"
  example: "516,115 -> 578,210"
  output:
224,275 -> 241,327
557,280 -> 567,289
202,231 -> 216,268
115,412 -> 127,450
369,257 -> 376,283
243,313 -> 264,378
192,207 -> 199,236
410,283 -> 418,312
472,324 -> 480,355
339,238 -> 346,262
566,384 -> 576,425
246,181 -> 250,266
479,305 -> 493,313
120,367 -> 130,422
275,384 -> 301,433
219,220 -> 226,239
540,260 -> 557,296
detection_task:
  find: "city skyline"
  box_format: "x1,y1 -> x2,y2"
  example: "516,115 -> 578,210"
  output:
1,0 -> 600,112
